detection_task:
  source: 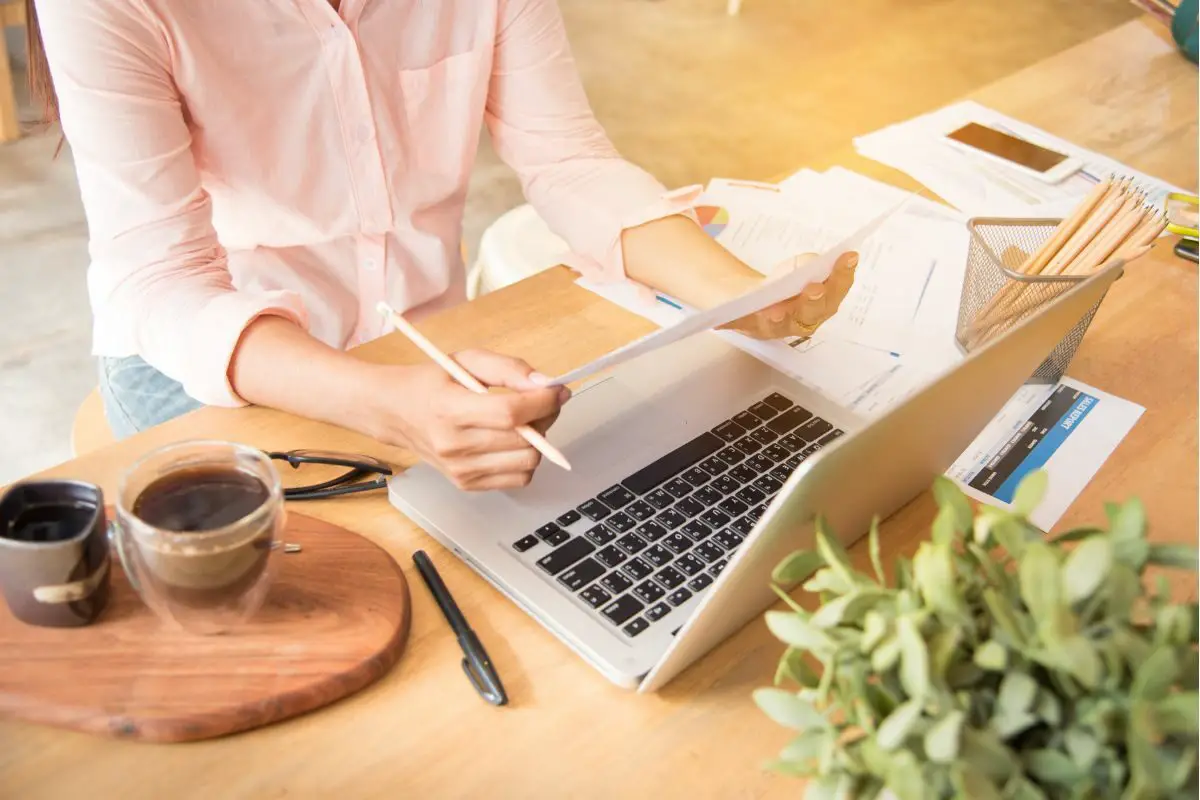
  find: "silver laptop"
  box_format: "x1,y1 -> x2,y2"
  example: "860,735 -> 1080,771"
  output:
388,259 -> 1122,693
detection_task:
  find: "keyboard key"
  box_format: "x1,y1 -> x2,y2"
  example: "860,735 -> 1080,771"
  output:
786,453 -> 805,470
731,516 -> 755,535
688,572 -> 714,592
604,512 -> 637,534
699,456 -> 728,476
622,557 -> 654,580
559,557 -> 606,591
555,509 -> 581,527
599,485 -> 636,509
797,417 -> 833,442
749,401 -> 778,420
750,427 -> 778,447
578,500 -> 611,521
645,488 -> 674,510
676,553 -> 706,576
675,496 -> 705,518
622,431 -> 724,495
696,540 -> 726,564
737,485 -> 766,505
713,475 -> 740,495
820,428 -> 845,445
536,523 -> 564,542
663,532 -> 693,554
663,478 -> 692,499
715,530 -> 744,551
720,496 -> 749,517
623,617 -> 651,637
580,585 -> 611,608
638,521 -> 668,542
778,433 -> 804,453
763,392 -> 794,411
709,558 -> 729,577
733,410 -> 761,429
634,580 -> 666,604
654,566 -> 686,590
513,534 -> 539,553
645,602 -> 671,622
767,406 -> 813,436
747,503 -> 767,522
601,572 -> 633,595
658,508 -> 687,530
596,545 -> 627,568
717,446 -> 745,465
616,532 -> 648,555
643,544 -> 673,568
771,464 -> 792,482
601,594 -> 644,625
625,500 -> 655,522
754,475 -> 783,495
585,525 -> 616,546
734,437 -> 762,456
713,420 -> 745,442
667,587 -> 693,606
801,442 -> 823,458
764,443 -> 791,463
749,454 -> 776,473
700,508 -> 732,528
730,464 -> 757,484
694,485 -> 723,507
539,528 -> 568,547
536,537 -> 596,576
682,467 -> 711,487
682,519 -> 712,541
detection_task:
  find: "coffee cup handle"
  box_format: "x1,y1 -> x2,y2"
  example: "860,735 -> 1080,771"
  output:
107,520 -> 142,594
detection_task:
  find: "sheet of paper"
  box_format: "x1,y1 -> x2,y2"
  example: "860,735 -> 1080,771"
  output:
546,203 -> 901,387
946,377 -> 1144,530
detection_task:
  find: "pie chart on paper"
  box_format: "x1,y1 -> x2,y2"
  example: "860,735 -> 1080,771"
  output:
695,205 -> 730,238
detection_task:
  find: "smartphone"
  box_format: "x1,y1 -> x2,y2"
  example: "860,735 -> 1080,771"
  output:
1175,238 -> 1198,263
944,121 -> 1083,184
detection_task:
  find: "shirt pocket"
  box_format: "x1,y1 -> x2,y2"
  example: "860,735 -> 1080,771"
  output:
396,48 -> 491,210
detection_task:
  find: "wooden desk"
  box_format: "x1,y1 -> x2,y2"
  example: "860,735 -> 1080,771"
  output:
1,17 -> 1195,799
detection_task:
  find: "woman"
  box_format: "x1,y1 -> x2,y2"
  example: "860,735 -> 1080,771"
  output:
28,0 -> 855,491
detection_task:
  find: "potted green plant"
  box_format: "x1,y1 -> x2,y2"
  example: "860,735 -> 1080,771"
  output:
754,470 -> 1198,799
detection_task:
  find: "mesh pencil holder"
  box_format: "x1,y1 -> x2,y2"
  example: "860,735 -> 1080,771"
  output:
955,217 -> 1112,384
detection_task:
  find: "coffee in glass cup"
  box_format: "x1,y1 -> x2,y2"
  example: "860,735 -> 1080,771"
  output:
111,441 -> 285,634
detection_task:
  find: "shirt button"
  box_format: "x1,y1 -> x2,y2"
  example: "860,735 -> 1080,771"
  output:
363,258 -> 377,271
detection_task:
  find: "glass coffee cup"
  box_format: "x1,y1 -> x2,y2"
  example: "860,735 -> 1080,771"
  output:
111,441 -> 286,634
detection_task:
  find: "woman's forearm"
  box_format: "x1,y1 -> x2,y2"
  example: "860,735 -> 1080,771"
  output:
620,214 -> 762,308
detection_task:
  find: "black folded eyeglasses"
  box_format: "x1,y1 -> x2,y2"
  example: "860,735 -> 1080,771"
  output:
266,449 -> 394,501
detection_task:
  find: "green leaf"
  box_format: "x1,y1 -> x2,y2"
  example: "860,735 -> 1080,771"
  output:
1106,563 -> 1142,619
773,550 -> 825,585
765,611 -> 837,657
997,671 -> 1039,713
983,587 -> 1028,646
1155,692 -> 1199,735
913,542 -> 966,620
896,615 -> 931,699
868,515 -> 886,585
929,627 -> 963,681
961,727 -> 1019,782
811,589 -> 886,629
1019,541 -> 1066,633
775,647 -> 821,688
992,517 -> 1029,560
931,503 -> 957,546
1165,746 -> 1198,793
762,758 -> 815,778
1049,526 -> 1104,545
876,699 -> 923,751
1153,604 -> 1196,648
1146,543 -> 1200,571
950,763 -> 1004,800
815,520 -> 856,584
1051,636 -> 1103,690
860,610 -> 889,653
802,774 -> 840,800
1002,776 -> 1049,800
1110,497 -> 1146,542
924,709 -> 964,763
753,688 -> 828,730
885,750 -> 926,800
779,730 -> 830,764
932,475 -> 973,532
770,583 -> 809,615
1024,749 -> 1083,786
967,542 -> 1009,589
804,567 -> 855,596
894,557 -> 914,591
974,640 -> 1008,671
1012,470 -> 1049,516
1062,536 -> 1112,605
871,635 -> 902,673
1035,691 -> 1062,727
1132,647 -> 1181,701
991,709 -> 1039,740
1063,727 -> 1099,770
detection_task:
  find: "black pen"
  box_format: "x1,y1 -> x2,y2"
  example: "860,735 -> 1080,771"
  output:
412,550 -> 508,706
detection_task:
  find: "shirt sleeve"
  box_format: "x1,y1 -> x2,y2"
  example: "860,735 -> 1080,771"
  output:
484,0 -> 702,283
35,0 -> 308,407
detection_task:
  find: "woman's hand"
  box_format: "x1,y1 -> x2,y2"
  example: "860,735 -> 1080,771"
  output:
363,349 -> 570,491
718,250 -> 858,340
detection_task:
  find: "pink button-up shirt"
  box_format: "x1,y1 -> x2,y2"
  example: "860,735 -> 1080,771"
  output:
36,0 -> 698,406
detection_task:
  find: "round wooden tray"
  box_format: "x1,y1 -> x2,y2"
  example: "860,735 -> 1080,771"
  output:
0,511 -> 411,743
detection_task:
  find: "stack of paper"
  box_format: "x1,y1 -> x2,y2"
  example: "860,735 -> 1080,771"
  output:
577,167 -> 973,418
853,100 -> 1184,218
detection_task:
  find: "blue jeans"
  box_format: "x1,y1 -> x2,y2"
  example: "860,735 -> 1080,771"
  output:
98,356 -> 204,440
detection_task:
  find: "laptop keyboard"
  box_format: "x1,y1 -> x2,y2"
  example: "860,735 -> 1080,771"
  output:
510,392 -> 843,641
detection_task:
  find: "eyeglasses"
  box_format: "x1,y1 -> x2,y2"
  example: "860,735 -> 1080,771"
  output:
265,450 -> 394,501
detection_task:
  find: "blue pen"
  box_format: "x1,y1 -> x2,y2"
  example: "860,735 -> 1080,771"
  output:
655,294 -> 683,310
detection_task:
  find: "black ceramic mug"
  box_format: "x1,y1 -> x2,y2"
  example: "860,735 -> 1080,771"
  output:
0,480 -> 111,627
